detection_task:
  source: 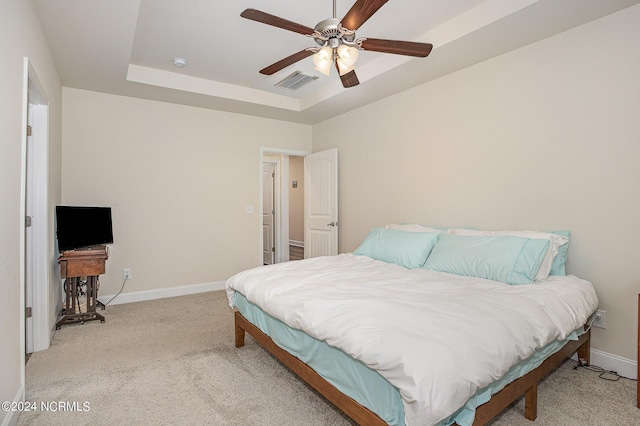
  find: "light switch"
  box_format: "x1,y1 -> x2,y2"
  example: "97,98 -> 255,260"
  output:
245,204 -> 254,214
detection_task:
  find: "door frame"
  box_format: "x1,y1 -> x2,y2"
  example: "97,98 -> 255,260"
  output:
259,147 -> 310,266
21,58 -> 51,372
262,160 -> 277,265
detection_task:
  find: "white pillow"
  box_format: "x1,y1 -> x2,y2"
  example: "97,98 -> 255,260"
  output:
385,223 -> 442,233
447,228 -> 569,281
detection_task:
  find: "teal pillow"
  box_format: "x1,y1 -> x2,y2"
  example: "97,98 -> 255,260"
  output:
354,228 -> 440,269
423,234 -> 550,285
549,230 -> 570,276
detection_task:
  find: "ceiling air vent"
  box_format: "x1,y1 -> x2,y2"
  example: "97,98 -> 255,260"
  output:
275,71 -> 318,90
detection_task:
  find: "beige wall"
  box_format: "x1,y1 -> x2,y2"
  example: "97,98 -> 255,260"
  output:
62,88 -> 311,296
313,5 -> 640,361
0,0 -> 62,420
288,156 -> 304,243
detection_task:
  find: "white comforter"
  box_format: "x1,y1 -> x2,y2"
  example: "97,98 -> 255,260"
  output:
225,254 -> 598,426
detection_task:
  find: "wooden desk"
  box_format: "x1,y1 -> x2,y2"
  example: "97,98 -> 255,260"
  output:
56,246 -> 108,329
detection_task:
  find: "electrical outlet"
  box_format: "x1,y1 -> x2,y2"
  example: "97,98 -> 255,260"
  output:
123,268 -> 132,280
593,309 -> 606,329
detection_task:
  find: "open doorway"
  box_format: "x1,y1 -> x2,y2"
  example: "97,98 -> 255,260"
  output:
260,147 -> 338,264
261,149 -> 307,264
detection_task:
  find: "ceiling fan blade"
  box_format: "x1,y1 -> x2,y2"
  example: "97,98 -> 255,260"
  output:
341,0 -> 388,31
360,38 -> 433,57
259,49 -> 315,75
241,9 -> 314,36
339,69 -> 360,88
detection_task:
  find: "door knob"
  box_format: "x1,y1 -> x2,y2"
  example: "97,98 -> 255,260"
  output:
327,222 -> 338,227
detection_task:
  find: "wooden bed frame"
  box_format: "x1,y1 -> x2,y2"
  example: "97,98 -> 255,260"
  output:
235,311 -> 591,425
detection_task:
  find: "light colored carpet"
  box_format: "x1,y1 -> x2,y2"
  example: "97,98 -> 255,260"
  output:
20,290 -> 639,425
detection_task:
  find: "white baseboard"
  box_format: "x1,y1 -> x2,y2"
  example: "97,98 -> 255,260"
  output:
98,281 -> 639,381
97,280 -> 226,306
590,348 -> 637,380
1,385 -> 24,426
289,240 -> 304,248
572,348 -> 637,380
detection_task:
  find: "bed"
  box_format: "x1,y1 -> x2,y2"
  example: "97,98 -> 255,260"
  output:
226,225 -> 599,425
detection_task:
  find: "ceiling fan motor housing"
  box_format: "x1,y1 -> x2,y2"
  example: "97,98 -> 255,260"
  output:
313,18 -> 356,47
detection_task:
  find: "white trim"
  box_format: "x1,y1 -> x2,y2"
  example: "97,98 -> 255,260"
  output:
278,157 -> 290,263
127,64 -> 301,111
1,385 -> 24,426
259,147 -> 310,158
97,281 -> 226,306
590,348 -> 637,380
94,282 -> 640,382
19,58 -> 28,407
572,348 -> 637,380
289,240 -> 305,248
263,158 -> 281,264
94,282 -> 640,383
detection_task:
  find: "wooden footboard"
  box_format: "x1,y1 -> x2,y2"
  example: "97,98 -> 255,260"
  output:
471,328 -> 590,425
234,310 -> 591,426
234,311 -> 387,425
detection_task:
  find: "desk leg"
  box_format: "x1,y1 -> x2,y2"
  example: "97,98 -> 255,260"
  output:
95,278 -> 106,311
86,276 -> 105,323
62,278 -> 72,315
56,275 -> 105,329
86,276 -> 96,312
63,278 -> 81,315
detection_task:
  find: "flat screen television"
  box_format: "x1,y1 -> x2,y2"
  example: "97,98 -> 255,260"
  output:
55,206 -> 114,251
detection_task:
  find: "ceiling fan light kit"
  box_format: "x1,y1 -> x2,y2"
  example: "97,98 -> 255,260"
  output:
241,0 -> 433,88
336,44 -> 359,75
312,46 -> 333,76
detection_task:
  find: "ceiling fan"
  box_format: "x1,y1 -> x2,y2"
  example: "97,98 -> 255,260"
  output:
241,0 -> 433,88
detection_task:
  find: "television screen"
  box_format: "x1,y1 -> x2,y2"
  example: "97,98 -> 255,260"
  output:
55,206 -> 114,251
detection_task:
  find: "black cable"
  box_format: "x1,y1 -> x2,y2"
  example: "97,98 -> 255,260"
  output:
572,313 -> 634,382
101,277 -> 128,307
573,362 -> 634,382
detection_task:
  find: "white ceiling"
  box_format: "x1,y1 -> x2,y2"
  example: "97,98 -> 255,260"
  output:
33,0 -> 639,124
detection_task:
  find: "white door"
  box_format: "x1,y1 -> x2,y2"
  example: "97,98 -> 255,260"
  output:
25,105 -> 34,354
304,148 -> 338,258
262,162 -> 275,264
24,62 -> 50,354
